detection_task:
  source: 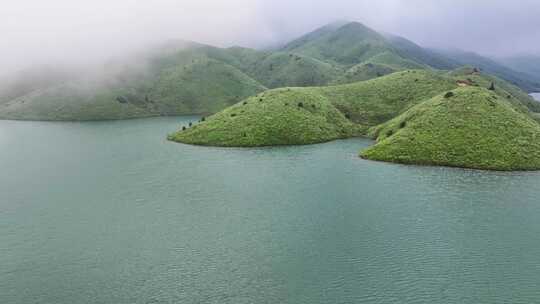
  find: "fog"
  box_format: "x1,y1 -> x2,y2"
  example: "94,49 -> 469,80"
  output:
1,0 -> 539,76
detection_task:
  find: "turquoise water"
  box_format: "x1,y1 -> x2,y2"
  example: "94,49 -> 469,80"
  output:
2,117 -> 540,304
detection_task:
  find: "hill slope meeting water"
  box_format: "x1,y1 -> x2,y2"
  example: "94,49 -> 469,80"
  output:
168,70 -> 456,146
1,21 -> 539,121
170,67 -> 540,171
361,87 -> 540,171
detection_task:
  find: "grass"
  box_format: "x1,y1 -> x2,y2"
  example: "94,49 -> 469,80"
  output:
149,58 -> 266,115
361,86 -> 540,171
0,51 -> 266,121
449,66 -> 540,113
332,63 -> 396,85
321,70 -> 457,125
282,22 -> 394,66
169,70 -> 457,146
243,52 -> 341,88
0,79 -> 157,121
168,89 -> 365,147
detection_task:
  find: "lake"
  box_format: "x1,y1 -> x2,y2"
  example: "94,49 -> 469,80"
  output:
2,117 -> 540,304
531,93 -> 540,101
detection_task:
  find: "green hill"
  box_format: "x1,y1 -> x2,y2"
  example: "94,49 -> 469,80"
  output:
331,52 -> 426,85
282,22 -> 400,67
385,35 -> 459,70
0,65 -> 75,104
169,70 -> 457,146
0,79 -> 156,121
1,21 -> 538,122
168,89 -> 363,147
240,52 -> 340,88
449,66 -> 540,113
148,58 -> 266,115
332,63 -> 396,85
159,45 -> 341,89
433,49 -> 540,92
0,46 -> 267,121
361,87 -> 540,171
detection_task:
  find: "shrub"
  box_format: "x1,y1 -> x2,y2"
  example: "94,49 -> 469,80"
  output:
489,82 -> 495,91
345,113 -> 351,119
116,96 -> 128,104
182,126 -> 186,131
444,92 -> 454,98
201,117 -> 206,122
386,129 -> 394,137
243,101 -> 248,105
298,102 -> 304,108
259,98 -> 263,102
231,113 -> 237,117
312,104 -> 316,109
399,121 -> 406,129
188,122 -> 192,127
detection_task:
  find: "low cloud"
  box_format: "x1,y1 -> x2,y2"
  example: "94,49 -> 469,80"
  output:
1,0 -> 539,75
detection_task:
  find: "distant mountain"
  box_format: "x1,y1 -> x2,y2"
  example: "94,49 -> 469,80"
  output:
0,65 -> 75,104
499,55 -> 540,84
1,20 -> 539,121
384,35 -> 459,70
432,49 -> 540,92
282,22 -> 396,66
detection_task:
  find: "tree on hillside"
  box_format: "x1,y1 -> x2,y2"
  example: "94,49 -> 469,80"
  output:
489,82 -> 496,91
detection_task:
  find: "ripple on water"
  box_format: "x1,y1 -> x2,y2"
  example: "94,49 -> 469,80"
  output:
1,118 -> 540,304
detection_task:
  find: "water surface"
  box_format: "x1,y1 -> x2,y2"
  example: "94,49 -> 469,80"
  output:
2,117 -> 540,304
531,92 -> 540,101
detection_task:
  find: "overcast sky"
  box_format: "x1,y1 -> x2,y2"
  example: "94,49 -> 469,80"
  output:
1,0 -> 539,75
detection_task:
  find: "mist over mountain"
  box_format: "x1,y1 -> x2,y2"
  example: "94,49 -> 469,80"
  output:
1,0 -> 539,76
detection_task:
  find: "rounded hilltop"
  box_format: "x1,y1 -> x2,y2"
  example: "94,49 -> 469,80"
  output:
360,86 -> 540,171
168,70 -> 456,147
168,88 -> 364,147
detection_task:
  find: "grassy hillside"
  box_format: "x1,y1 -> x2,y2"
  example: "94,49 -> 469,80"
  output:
169,70 -> 457,146
320,70 -> 457,125
449,66 -> 540,113
332,63 -> 396,85
0,66 -> 75,104
365,51 -> 426,70
0,80 -> 157,121
148,58 -> 266,115
0,46 -> 267,121
2,21 -> 538,122
434,49 -> 540,92
241,52 -> 341,88
282,22 -> 397,66
162,45 -> 342,89
361,87 -> 540,171
168,89 -> 364,147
